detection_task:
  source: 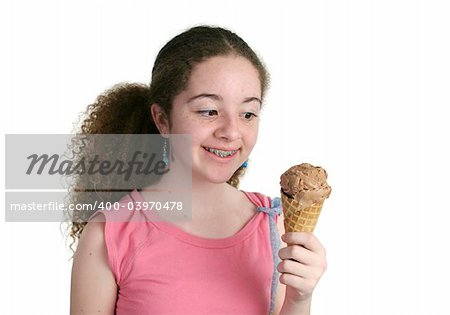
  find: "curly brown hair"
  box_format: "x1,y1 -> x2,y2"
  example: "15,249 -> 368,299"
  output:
64,25 -> 270,255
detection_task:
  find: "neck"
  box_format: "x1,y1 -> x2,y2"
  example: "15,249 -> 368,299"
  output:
190,175 -> 234,215
145,163 -> 237,217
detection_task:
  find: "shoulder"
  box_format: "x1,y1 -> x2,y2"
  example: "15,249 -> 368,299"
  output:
71,217 -> 117,313
76,216 -> 107,257
241,190 -> 282,220
86,191 -> 157,283
240,190 -> 273,208
76,214 -> 114,277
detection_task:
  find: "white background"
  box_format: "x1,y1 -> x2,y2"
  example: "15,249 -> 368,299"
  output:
1,0 -> 449,314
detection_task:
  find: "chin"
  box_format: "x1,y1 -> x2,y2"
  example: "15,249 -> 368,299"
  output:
208,174 -> 235,184
195,169 -> 237,185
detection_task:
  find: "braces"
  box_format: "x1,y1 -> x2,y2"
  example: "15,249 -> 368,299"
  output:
205,147 -> 237,157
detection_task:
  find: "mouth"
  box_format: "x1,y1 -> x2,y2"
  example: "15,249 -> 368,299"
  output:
202,146 -> 239,158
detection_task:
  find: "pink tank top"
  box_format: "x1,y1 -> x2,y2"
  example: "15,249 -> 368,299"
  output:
95,190 -> 280,315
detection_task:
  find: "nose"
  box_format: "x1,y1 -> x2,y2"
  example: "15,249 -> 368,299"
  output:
214,113 -> 241,142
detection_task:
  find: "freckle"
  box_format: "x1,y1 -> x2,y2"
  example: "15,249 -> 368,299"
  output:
89,252 -> 92,256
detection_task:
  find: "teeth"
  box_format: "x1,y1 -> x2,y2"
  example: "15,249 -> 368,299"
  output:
205,147 -> 237,158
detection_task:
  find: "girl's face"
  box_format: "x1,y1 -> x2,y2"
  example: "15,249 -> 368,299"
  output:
165,54 -> 262,184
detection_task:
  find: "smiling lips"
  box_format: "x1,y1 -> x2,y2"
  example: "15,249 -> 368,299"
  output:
203,146 -> 239,158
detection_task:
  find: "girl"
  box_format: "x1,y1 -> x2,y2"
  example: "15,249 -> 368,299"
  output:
69,25 -> 327,315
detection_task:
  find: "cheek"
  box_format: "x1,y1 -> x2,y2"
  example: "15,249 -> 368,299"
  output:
189,128 -> 210,149
169,114 -> 196,134
245,125 -> 259,150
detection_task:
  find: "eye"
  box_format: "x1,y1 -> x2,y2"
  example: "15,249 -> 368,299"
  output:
242,112 -> 258,120
198,110 -> 218,117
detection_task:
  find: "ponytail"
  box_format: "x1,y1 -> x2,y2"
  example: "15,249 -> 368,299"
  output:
65,82 -> 161,254
82,82 -> 155,134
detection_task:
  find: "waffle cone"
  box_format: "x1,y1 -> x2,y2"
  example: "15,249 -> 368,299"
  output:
281,192 -> 324,233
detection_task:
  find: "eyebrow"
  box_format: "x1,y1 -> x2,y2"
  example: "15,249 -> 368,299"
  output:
187,93 -> 262,106
243,97 -> 262,106
187,93 -> 222,103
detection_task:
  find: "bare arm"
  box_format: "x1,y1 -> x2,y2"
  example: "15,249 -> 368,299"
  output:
70,217 -> 118,314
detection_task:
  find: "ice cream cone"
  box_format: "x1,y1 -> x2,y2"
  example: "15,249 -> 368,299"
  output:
281,192 -> 324,233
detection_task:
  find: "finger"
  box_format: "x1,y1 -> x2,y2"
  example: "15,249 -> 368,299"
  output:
282,232 -> 326,256
279,273 -> 318,296
277,259 -> 316,278
278,245 -> 318,266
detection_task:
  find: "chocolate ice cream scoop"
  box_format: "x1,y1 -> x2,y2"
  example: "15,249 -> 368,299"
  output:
280,163 -> 331,208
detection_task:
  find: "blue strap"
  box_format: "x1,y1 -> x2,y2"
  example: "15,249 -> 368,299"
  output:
257,197 -> 282,315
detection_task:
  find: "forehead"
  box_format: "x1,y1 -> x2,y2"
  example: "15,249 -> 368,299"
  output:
184,55 -> 261,96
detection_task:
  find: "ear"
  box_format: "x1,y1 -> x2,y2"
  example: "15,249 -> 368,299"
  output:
150,103 -> 170,136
